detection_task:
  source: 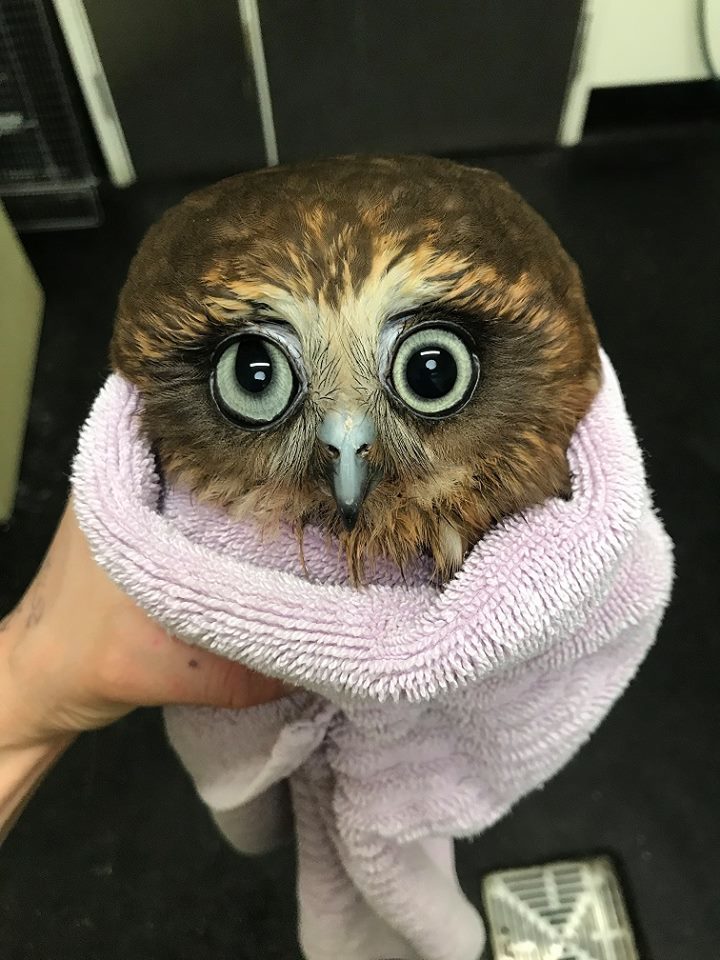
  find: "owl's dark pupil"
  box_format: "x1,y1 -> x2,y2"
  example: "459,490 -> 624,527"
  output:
406,346 -> 457,399
235,336 -> 273,394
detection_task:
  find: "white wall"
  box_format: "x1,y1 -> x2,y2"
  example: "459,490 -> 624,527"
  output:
560,0 -> 720,145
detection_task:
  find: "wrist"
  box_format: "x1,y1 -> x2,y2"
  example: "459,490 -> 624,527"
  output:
0,734 -> 73,843
0,608 -> 67,750
0,611 -> 74,840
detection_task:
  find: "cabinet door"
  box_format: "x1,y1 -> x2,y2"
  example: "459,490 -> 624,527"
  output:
260,0 -> 582,161
83,0 -> 265,178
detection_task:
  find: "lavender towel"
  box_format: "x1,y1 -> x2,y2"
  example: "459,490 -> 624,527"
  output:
72,352 -> 673,960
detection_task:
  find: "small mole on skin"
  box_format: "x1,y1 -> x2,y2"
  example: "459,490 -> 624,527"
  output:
188,659 -> 199,669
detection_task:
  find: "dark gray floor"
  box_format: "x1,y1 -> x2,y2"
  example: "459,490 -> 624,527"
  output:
1,125 -> 719,959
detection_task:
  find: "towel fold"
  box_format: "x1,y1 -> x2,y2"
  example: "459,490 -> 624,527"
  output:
72,352 -> 673,960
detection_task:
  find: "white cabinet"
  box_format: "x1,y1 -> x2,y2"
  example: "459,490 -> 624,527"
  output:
560,0 -> 720,145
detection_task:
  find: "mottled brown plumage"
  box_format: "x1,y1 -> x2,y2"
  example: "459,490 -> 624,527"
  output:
111,155 -> 601,582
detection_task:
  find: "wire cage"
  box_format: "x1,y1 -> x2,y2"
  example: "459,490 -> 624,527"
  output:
0,0 -> 100,230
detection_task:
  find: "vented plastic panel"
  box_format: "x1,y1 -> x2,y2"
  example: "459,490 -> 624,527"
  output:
482,858 -> 639,960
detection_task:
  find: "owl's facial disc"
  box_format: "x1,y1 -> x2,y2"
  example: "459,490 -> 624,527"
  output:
318,410 -> 376,529
209,316 -> 483,530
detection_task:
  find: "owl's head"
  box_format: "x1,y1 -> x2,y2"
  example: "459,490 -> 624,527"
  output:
112,156 -> 600,581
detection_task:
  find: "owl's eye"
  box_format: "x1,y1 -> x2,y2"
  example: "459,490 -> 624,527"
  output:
390,325 -> 479,418
211,333 -> 302,429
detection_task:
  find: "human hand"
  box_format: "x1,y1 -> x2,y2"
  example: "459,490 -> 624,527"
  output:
0,500 -> 288,750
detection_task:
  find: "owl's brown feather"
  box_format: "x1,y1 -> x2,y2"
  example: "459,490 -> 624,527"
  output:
111,155 -> 600,582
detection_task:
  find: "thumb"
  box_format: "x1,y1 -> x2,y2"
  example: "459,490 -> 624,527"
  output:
148,634 -> 290,710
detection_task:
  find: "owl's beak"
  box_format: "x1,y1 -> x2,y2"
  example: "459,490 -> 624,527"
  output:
318,410 -> 376,530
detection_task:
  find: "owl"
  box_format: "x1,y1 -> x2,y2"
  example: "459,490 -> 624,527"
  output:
111,156 -> 601,582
